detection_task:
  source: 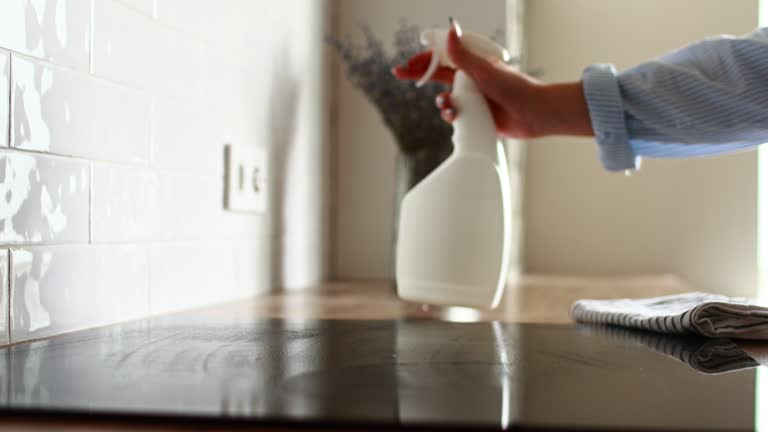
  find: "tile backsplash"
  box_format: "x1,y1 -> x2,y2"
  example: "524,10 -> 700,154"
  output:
0,151 -> 89,244
10,245 -> 149,342
1,53 -> 8,149
0,1 -> 92,72
11,55 -> 152,162
0,0 -> 330,344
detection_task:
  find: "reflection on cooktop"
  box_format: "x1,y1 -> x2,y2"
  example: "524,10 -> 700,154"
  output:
0,317 -> 761,431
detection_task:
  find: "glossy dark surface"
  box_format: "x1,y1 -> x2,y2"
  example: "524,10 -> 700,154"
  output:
0,314 -> 761,431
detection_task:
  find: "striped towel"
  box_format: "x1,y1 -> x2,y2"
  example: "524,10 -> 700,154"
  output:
571,292 -> 768,340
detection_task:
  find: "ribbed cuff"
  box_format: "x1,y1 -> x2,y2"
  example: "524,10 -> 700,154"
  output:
582,64 -> 640,172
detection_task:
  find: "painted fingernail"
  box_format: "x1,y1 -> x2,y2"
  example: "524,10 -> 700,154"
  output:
449,17 -> 462,37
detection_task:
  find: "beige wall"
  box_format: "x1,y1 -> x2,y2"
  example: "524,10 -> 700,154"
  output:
332,0 -> 759,296
524,0 -> 759,297
332,0 -> 508,280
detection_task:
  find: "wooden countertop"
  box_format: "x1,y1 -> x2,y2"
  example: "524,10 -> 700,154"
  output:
202,274 -> 690,324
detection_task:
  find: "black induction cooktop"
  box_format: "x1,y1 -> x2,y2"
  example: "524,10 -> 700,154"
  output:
0,313 -> 763,431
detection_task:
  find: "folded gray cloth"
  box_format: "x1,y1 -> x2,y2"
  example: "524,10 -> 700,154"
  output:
571,292 -> 768,340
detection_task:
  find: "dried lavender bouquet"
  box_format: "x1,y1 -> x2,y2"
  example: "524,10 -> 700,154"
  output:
327,23 -> 453,156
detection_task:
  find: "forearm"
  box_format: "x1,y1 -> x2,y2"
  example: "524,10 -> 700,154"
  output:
533,81 -> 595,137
582,27 -> 768,171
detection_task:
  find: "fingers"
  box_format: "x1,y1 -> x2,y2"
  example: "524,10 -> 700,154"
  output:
392,51 -> 431,78
435,92 -> 451,109
441,107 -> 457,123
391,51 -> 456,84
436,92 -> 457,123
446,18 -> 496,84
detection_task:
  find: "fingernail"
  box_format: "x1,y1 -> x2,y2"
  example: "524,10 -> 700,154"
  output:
449,16 -> 462,37
436,95 -> 445,107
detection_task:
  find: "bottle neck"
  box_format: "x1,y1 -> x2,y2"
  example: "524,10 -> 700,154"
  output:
451,72 -> 499,158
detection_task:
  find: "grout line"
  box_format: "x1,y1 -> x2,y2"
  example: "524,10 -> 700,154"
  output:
0,146 -> 151,168
4,249 -> 9,399
6,52 -> 11,149
6,21 -> 199,100
4,50 -> 87,78
88,0 -> 95,75
12,46 -> 199,109
9,50 -> 165,105
88,163 -> 93,244
11,51 -> 135,93
0,145 -> 226,176
0,236 -> 271,249
3,54 -> 155,169
7,250 -> 11,345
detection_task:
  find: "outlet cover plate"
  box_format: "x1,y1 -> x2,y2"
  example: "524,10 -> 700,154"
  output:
224,144 -> 268,213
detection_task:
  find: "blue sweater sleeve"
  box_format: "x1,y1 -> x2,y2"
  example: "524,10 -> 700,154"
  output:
582,28 -> 768,172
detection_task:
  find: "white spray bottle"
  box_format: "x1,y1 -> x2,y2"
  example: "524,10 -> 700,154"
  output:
396,20 -> 512,309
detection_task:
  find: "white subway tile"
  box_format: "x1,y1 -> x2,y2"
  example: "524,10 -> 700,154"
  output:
151,97 -> 216,173
149,240 -> 270,315
91,167 -> 262,244
147,172 -> 176,241
0,52 -> 8,148
115,0 -> 157,18
93,166 -> 238,243
219,211 -> 271,241
0,0 -> 91,72
10,245 -> 149,342
91,164 -> 157,243
11,55 -> 151,163
0,250 -> 8,346
92,0 -> 201,98
148,243 -> 221,315
156,0 -> 208,32
0,151 -> 88,245
231,239 -> 273,297
149,173 -> 222,241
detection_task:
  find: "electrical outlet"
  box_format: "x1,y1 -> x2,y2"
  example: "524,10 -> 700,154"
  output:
223,144 -> 268,213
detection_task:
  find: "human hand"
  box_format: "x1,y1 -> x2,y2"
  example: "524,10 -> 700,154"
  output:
392,19 -> 593,139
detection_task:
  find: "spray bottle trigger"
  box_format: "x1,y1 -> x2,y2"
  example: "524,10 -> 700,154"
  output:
415,51 -> 441,88
415,31 -> 443,88
414,27 -> 510,88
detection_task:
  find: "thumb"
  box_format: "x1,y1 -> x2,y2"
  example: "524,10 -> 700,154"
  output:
445,18 -> 497,84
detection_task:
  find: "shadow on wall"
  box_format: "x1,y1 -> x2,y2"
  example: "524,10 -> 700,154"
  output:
266,39 -> 300,291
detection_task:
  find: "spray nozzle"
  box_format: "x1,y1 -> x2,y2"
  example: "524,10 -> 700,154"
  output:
415,22 -> 511,88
